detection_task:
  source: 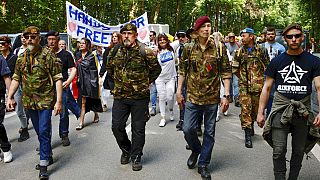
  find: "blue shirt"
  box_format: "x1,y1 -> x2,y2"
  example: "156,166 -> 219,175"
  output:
263,42 -> 286,61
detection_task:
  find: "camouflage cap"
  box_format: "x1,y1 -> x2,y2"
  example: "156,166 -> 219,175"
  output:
23,26 -> 40,36
282,23 -> 302,36
120,23 -> 137,33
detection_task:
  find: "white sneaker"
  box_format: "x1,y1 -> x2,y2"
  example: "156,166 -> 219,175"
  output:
159,118 -> 166,127
3,151 -> 13,163
223,110 -> 228,116
169,111 -> 174,121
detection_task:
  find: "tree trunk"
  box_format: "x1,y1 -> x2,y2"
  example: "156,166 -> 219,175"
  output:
215,0 -> 220,32
153,1 -> 161,23
174,0 -> 182,33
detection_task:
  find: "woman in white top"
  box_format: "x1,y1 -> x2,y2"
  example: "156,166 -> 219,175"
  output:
155,33 -> 177,127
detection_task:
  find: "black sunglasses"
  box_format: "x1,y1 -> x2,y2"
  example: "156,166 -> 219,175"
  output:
285,34 -> 302,39
0,42 -> 7,45
24,35 -> 37,40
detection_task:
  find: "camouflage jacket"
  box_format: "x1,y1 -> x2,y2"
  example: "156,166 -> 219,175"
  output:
179,38 -> 232,105
106,41 -> 161,99
12,47 -> 62,110
232,45 -> 268,94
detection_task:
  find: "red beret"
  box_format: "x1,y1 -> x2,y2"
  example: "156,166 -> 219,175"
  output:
194,16 -> 211,31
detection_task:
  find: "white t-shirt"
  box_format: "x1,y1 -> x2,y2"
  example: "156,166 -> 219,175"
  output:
157,49 -> 177,81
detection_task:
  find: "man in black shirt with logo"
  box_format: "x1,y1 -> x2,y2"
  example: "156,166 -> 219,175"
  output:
257,24 -> 320,180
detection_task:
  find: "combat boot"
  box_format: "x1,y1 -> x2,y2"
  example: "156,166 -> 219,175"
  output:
176,120 -> 183,131
39,166 -> 49,180
244,128 -> 253,148
251,123 -> 255,136
132,155 -> 142,171
18,128 -> 30,142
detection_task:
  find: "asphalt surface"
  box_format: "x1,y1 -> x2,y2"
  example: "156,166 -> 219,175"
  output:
1,96 -> 319,180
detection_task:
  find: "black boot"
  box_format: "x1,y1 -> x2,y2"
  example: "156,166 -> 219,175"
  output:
18,128 -> 30,142
244,128 -> 253,148
176,120 -> 183,131
39,166 -> 49,180
251,123 -> 255,136
198,165 -> 211,180
61,134 -> 70,146
187,152 -> 199,169
120,150 -> 130,165
132,155 -> 142,171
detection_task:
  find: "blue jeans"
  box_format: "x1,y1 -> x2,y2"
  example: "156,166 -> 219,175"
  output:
59,88 -> 80,138
183,102 -> 218,166
150,82 -> 157,108
28,109 -> 53,166
232,74 -> 239,100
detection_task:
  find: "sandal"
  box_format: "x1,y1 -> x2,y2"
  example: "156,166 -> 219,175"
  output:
93,114 -> 99,123
76,124 -> 83,130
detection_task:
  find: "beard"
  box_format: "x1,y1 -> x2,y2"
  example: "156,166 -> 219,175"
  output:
27,44 -> 35,51
123,39 -> 131,47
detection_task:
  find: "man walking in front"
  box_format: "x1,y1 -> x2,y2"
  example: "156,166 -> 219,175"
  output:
232,28 -> 268,148
106,23 -> 160,171
7,26 -> 63,180
176,16 -> 231,180
257,23 -> 320,180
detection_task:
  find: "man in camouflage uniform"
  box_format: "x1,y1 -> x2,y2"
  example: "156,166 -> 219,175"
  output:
106,23 -> 160,171
232,28 -> 268,148
7,26 -> 63,180
176,16 -> 231,180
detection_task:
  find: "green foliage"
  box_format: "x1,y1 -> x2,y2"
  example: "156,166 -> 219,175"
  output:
0,0 -> 319,39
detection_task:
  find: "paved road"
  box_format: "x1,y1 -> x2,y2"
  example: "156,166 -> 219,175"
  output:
1,97 -> 319,180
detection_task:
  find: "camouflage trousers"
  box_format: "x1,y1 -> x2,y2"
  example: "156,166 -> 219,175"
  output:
239,92 -> 261,129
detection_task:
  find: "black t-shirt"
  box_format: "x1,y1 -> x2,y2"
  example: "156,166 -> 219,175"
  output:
57,49 -> 75,81
265,51 -> 320,100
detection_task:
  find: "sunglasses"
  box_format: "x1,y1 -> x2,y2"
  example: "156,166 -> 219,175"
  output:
0,42 -> 8,45
285,34 -> 302,39
24,35 -> 38,40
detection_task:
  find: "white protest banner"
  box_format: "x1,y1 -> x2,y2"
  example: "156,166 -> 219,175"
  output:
66,1 -> 150,47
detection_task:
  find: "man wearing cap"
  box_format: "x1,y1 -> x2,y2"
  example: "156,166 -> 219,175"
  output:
0,36 -> 30,142
7,26 -> 63,180
225,32 -> 241,107
257,23 -> 320,180
176,16 -> 231,179
46,30 -> 80,147
232,27 -> 268,148
106,23 -> 160,171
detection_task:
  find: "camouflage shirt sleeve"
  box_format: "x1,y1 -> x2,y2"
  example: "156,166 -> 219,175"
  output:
232,48 -> 241,74
106,47 -> 114,79
220,44 -> 232,79
145,47 -> 161,83
179,43 -> 191,77
12,54 -> 23,82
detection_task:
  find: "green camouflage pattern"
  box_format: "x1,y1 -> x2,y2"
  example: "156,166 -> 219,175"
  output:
179,38 -> 232,105
239,93 -> 260,129
232,45 -> 268,94
106,42 -> 161,99
12,47 -> 62,110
